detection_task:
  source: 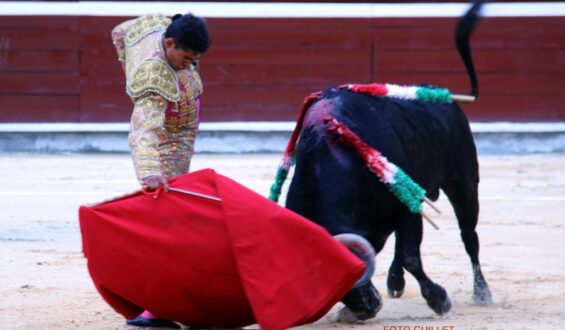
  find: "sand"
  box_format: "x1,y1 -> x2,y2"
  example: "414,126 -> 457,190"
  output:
1,153 -> 564,330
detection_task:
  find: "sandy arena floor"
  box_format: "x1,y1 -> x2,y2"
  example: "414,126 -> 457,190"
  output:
0,153 -> 564,330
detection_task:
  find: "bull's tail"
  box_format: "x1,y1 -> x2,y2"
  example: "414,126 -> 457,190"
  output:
456,1 -> 485,100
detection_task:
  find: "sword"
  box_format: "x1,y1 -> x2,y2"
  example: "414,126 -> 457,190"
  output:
167,187 -> 222,202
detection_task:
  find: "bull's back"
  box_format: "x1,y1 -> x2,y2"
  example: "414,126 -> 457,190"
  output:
297,88 -> 476,192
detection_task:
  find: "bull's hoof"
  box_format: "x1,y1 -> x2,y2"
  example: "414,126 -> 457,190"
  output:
473,286 -> 493,305
422,283 -> 451,315
429,295 -> 451,315
387,273 -> 405,298
472,267 -> 493,305
388,288 -> 404,298
341,282 -> 382,321
334,307 -> 364,324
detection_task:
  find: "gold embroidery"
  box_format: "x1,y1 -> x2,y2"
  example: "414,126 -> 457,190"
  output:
165,117 -> 180,126
159,67 -> 202,129
129,94 -> 166,180
127,59 -> 180,102
125,14 -> 171,47
129,93 -> 198,181
117,14 -> 202,183
181,69 -> 204,96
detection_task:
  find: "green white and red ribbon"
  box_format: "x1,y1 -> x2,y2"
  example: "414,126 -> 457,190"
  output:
339,83 -> 454,103
269,83 -> 445,228
268,92 -> 322,202
324,117 -> 426,214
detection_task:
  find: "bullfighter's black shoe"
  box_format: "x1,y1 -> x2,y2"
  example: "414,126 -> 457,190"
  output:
126,316 -> 181,328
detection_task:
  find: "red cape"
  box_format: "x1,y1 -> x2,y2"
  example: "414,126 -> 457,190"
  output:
79,169 -> 365,330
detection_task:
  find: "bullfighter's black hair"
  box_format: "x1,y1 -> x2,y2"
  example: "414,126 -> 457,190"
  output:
165,13 -> 211,54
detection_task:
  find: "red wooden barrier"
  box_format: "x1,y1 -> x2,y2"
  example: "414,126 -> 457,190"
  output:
0,12 -> 564,122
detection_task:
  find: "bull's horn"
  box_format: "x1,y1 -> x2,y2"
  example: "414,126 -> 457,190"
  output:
334,233 -> 375,288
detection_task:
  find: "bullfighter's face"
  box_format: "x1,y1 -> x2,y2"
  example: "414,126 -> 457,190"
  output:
163,37 -> 201,71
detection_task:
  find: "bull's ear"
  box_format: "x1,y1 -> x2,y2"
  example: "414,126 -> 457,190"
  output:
334,233 -> 375,288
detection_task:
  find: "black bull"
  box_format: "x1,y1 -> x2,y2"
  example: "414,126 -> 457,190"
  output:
283,1 -> 492,321
286,90 -> 491,319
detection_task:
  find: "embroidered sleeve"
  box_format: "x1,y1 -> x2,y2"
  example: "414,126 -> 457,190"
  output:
111,18 -> 136,63
128,93 -> 168,182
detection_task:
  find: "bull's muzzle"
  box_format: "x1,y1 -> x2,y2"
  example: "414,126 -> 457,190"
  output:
334,233 -> 375,288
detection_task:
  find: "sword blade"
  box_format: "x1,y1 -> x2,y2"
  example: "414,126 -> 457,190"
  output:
168,187 -> 222,202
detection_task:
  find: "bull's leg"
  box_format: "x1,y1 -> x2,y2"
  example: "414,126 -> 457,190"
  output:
442,180 -> 493,305
387,233 -> 406,298
398,212 -> 451,314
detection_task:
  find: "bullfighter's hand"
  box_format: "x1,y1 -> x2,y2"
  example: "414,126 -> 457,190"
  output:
142,175 -> 169,191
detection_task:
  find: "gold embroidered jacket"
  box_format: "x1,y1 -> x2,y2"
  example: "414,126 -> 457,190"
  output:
111,14 -> 203,182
